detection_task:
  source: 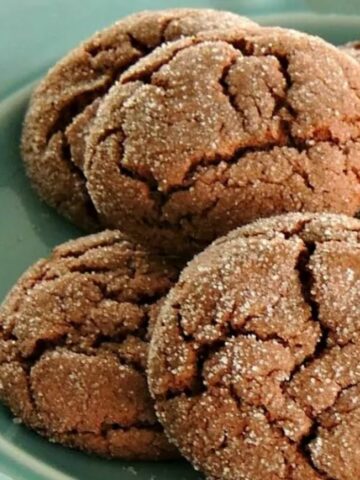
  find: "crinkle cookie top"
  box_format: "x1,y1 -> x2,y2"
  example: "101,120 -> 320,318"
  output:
21,9 -> 257,230
0,230 -> 179,460
85,27 -> 360,256
149,213 -> 360,479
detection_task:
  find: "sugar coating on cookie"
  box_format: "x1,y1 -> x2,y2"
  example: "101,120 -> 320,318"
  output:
0,230 -> 179,459
340,40 -> 360,62
148,213 -> 360,479
85,27 -> 360,256
21,9 -> 257,230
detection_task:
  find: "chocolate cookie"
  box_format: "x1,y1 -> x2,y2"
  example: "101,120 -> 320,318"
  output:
21,9 -> 257,230
85,27 -> 360,256
340,40 -> 360,62
148,213 -> 360,479
0,230 -> 180,459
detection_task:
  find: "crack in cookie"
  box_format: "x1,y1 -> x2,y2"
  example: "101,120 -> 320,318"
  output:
21,9 -> 256,230
85,28 -> 360,256
148,213 -> 360,479
0,230 -> 181,460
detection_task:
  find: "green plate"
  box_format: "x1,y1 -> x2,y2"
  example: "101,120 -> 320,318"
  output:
1,11 -> 360,480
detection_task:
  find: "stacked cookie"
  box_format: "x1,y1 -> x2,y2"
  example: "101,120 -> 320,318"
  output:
22,8 -> 360,257
1,8 -> 360,480
21,9 -> 257,233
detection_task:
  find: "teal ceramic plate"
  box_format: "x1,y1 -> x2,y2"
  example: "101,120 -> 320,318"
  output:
0,12 -> 360,480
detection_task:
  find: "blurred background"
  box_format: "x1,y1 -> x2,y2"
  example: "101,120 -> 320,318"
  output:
1,0 -> 359,101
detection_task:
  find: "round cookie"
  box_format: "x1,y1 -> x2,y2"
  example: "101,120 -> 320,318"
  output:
148,213 -> 360,479
21,9 -> 257,230
0,230 -> 180,459
340,40 -> 360,62
85,27 -> 360,256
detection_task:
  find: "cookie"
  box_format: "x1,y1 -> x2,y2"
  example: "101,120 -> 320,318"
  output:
148,213 -> 360,479
85,26 -> 360,256
21,9 -> 257,230
0,230 -> 180,460
340,40 -> 360,62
